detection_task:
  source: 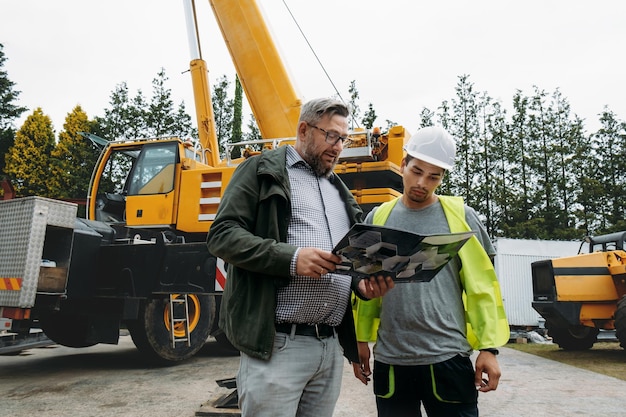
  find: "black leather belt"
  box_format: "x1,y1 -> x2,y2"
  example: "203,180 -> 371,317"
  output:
275,323 -> 336,339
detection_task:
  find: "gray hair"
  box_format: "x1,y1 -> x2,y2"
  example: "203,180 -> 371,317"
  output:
298,98 -> 350,125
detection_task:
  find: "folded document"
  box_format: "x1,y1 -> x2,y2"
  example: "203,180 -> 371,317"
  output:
332,224 -> 474,283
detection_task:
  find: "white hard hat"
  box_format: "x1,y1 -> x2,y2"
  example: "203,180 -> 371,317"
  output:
403,126 -> 456,171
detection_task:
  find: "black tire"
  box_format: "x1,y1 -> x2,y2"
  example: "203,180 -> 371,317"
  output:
547,322 -> 598,350
40,312 -> 98,348
615,296 -> 626,350
127,294 -> 215,364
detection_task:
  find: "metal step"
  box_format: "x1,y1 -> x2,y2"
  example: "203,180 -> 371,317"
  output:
169,294 -> 191,348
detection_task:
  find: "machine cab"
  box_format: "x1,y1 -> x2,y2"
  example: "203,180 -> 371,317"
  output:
89,139 -> 183,227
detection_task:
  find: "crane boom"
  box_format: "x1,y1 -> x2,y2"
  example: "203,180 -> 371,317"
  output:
208,0 -> 302,139
183,0 -> 221,166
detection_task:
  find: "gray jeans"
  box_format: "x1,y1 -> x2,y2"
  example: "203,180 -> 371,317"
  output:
237,330 -> 343,417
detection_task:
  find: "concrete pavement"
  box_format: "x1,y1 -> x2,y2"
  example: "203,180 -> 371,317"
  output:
334,346 -> 626,417
4,335 -> 625,416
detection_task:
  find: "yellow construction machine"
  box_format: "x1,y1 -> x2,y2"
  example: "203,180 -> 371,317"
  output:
0,0 -> 409,361
531,231 -> 626,350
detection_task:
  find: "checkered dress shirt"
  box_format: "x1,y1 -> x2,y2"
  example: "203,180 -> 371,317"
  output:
274,146 -> 352,326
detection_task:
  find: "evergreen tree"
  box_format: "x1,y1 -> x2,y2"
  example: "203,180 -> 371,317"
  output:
548,90 -> 584,238
570,125 -> 603,235
211,75 -> 234,157
347,80 -> 361,129
361,103 -> 377,129
525,86 -> 582,238
593,108 -> 626,233
127,89 -> 148,139
174,102 -> 195,140
238,113 -> 262,158
502,90 -> 534,238
419,108 -> 435,128
477,95 -> 507,236
448,75 -> 481,206
0,44 -> 28,178
146,68 -> 177,137
5,108 -> 55,197
486,100 -> 508,236
145,68 -> 193,138
95,82 -> 133,141
49,105 -> 100,201
230,76 -> 243,159
73,65 -> 626,240
96,70 -> 193,141
436,100 -> 453,194
244,114 -> 262,142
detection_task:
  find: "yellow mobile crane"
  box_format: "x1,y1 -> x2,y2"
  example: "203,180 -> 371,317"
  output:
0,0 -> 409,362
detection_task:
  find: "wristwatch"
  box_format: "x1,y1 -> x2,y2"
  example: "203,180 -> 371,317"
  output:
480,348 -> 499,355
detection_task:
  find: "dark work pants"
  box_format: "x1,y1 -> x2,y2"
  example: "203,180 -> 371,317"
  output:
373,355 -> 479,417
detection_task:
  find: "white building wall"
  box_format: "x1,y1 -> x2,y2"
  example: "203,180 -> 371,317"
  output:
493,238 -> 581,327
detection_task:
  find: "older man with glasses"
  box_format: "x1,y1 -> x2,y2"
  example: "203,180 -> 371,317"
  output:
208,97 -> 394,417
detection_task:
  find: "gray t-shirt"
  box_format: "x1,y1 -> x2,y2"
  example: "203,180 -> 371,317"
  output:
364,197 -> 495,366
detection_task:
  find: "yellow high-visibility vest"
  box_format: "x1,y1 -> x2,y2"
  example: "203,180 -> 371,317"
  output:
354,196 -> 509,350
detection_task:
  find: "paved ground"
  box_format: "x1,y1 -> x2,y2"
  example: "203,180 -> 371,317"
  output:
476,346 -> 626,417
3,337 -> 626,416
335,345 -> 626,417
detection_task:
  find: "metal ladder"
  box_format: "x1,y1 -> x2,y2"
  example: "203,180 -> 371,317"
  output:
168,294 -> 191,348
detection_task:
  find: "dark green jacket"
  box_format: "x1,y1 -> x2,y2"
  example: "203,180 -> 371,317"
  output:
207,146 -> 364,361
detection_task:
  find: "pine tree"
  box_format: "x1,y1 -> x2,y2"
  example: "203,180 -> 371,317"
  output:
96,82 -> 133,141
478,96 -> 507,236
0,44 -> 28,178
593,108 -> 626,233
146,68 -> 174,136
571,123 -> 602,235
147,68 -> 178,137
448,75 -> 481,207
127,89 -> 148,139
96,70 -> 193,142
173,102 -> 195,140
501,90 -> 534,238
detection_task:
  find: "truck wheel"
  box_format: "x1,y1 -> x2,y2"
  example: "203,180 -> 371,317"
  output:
127,294 -> 214,364
547,322 -> 598,350
615,296 -> 626,350
40,313 -> 97,348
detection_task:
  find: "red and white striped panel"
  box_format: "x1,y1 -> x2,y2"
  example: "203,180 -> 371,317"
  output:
215,258 -> 226,292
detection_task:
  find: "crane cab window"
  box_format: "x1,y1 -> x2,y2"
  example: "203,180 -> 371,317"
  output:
127,142 -> 178,195
93,141 -> 179,222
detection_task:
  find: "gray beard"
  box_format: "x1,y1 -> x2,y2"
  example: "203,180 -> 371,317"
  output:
303,147 -> 335,177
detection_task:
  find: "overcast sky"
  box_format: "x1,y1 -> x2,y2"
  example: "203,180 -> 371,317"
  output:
2,0 -> 625,136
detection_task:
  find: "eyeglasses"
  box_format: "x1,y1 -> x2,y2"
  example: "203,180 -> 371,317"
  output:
307,123 -> 351,146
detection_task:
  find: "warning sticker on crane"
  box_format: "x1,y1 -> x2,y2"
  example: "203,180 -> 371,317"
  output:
215,258 -> 226,292
0,278 -> 22,291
